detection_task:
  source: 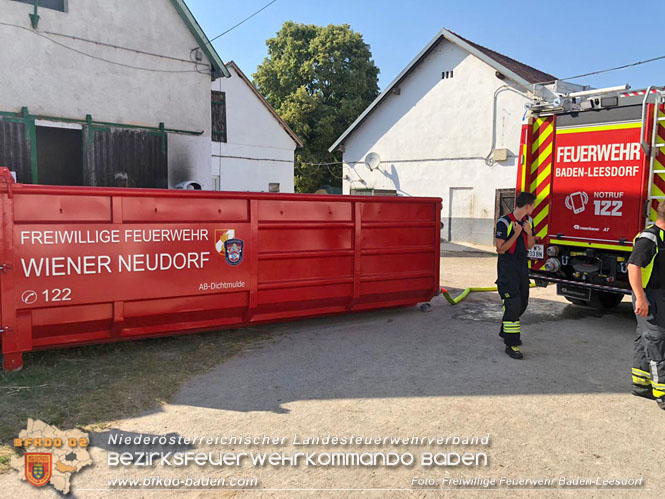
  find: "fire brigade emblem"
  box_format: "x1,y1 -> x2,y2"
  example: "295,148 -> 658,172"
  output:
215,229 -> 235,255
25,453 -> 52,487
224,239 -> 244,266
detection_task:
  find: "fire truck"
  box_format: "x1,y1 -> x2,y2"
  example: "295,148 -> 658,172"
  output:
516,85 -> 665,307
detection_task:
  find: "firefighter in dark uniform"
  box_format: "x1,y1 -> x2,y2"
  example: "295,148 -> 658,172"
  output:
628,203 -> 665,410
495,192 -> 537,359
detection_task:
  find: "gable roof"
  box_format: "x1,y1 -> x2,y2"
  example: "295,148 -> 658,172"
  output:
227,61 -> 303,148
329,27 -> 556,152
449,30 -> 556,85
169,0 -> 231,78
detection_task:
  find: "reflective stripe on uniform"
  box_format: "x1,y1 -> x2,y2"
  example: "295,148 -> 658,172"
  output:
632,368 -> 651,379
497,217 -> 512,239
632,368 -> 652,386
636,232 -> 659,245
650,361 -> 661,384
502,320 -> 520,333
651,380 -> 665,390
633,226 -> 664,288
649,363 -> 665,397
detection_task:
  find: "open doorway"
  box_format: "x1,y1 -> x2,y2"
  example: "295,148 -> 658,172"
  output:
36,125 -> 83,185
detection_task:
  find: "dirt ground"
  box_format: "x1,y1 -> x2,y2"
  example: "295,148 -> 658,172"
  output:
1,251 -> 662,498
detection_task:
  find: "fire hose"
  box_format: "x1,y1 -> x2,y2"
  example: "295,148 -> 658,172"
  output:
440,282 -> 536,305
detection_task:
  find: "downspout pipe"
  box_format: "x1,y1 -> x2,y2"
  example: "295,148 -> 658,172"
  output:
485,84 -> 532,167
29,0 -> 40,29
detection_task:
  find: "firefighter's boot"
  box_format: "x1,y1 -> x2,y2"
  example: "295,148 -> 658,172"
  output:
505,346 -> 523,360
631,386 -> 655,400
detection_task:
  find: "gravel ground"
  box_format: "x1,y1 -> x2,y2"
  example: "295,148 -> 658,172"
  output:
2,253 -> 661,499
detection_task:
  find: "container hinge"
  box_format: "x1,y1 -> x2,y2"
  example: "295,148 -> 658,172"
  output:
0,264 -> 12,272
0,326 -> 10,334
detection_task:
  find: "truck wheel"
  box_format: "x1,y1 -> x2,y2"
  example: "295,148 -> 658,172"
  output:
596,291 -> 624,309
565,291 -> 624,309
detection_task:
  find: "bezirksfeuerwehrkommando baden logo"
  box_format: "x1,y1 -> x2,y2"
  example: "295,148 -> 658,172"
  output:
12,419 -> 92,494
214,229 -> 244,265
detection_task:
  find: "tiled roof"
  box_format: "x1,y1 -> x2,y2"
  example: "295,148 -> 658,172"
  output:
450,31 -> 556,84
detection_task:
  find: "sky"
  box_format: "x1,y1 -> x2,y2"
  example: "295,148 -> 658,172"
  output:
187,0 -> 665,92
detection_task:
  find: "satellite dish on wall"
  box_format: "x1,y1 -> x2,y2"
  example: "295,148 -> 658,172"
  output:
365,152 -> 381,171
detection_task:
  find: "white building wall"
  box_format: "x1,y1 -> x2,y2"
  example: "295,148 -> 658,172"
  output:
0,0 -> 213,188
341,40 -> 531,245
211,65 -> 296,193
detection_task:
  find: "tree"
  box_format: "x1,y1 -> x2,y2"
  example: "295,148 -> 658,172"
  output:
254,22 -> 380,192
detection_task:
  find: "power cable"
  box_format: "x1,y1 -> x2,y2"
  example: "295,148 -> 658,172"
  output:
537,54 -> 665,85
0,21 -> 208,73
206,0 -> 278,44
298,160 -> 344,166
325,164 -> 343,179
44,30 -> 196,65
212,155 -> 343,179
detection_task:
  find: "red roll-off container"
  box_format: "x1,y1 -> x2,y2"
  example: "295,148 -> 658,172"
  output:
0,169 -> 441,371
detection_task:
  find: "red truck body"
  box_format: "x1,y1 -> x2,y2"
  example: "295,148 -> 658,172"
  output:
0,169 -> 441,371
516,87 -> 665,306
